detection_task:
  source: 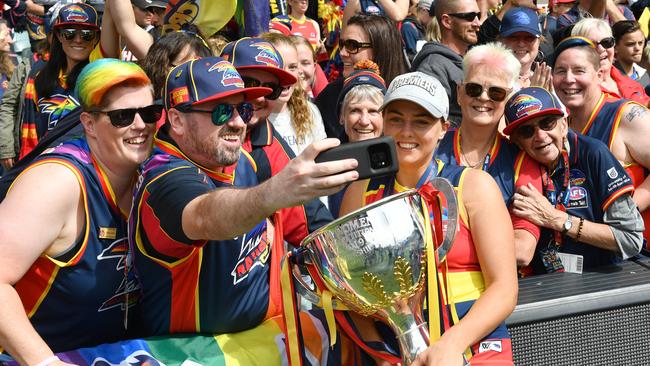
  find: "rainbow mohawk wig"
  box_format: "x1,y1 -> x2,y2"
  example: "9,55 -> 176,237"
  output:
75,58 -> 151,110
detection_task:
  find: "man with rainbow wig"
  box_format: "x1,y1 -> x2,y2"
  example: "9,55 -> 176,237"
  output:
0,59 -> 160,365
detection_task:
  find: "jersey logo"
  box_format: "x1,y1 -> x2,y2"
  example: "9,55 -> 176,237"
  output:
478,340 -> 503,353
97,238 -> 140,312
38,94 -> 79,130
231,220 -> 271,285
568,186 -> 589,209
569,168 -> 586,186
607,167 -> 618,179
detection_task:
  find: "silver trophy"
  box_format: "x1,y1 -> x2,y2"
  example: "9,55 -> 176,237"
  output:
293,178 -> 458,365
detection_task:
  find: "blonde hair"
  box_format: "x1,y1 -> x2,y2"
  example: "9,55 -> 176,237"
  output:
425,17 -> 441,42
463,42 -> 520,88
261,32 -> 315,142
0,20 -> 13,79
572,18 -> 612,38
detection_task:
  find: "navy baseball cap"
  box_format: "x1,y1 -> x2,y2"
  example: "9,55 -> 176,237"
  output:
504,87 -> 564,135
269,15 -> 293,36
220,37 -> 298,87
337,61 -> 386,114
551,36 -> 596,67
164,57 -> 272,110
53,3 -> 100,30
500,7 -> 541,38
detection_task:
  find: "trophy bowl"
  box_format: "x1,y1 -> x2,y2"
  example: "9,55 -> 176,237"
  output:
297,189 -> 435,364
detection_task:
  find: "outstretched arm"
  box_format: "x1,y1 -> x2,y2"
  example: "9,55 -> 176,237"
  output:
182,138 -> 358,240
106,0 -> 154,60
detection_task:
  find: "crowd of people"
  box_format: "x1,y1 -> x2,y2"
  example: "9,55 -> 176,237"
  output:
0,0 -> 647,365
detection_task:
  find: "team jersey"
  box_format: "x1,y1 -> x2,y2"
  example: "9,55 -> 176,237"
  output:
578,93 -> 650,248
13,138 -> 138,352
529,130 -> 635,273
359,0 -> 385,16
130,128 -> 284,336
358,160 -> 513,364
436,129 -> 541,240
289,15 -> 320,51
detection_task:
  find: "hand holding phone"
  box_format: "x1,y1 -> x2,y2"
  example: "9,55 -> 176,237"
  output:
315,136 -> 399,180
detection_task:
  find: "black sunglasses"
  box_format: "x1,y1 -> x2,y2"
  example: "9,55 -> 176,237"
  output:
58,28 -> 98,42
448,11 -> 481,22
91,104 -> 163,127
179,102 -> 254,126
464,82 -> 510,102
242,76 -> 284,100
515,117 -> 559,139
595,36 -> 615,49
338,38 -> 372,54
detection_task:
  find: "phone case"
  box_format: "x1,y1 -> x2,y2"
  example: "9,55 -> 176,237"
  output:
315,136 -> 399,180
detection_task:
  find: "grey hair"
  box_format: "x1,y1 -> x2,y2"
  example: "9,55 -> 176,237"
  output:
572,18 -> 613,38
340,84 -> 385,122
462,42 -> 521,88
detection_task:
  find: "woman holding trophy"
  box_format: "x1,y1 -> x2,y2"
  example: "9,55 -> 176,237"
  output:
338,71 -> 518,365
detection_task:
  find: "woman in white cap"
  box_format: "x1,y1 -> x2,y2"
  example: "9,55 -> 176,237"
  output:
339,71 -> 517,366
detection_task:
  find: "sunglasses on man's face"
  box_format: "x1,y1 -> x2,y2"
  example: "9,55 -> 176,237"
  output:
595,36 -> 615,49
515,117 -> 559,139
180,102 -> 254,126
242,76 -> 284,100
338,38 -> 373,54
92,104 -> 163,128
463,82 -> 510,102
448,11 -> 481,22
58,28 -> 98,42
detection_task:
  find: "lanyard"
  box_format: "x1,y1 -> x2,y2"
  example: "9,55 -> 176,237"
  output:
542,149 -> 571,245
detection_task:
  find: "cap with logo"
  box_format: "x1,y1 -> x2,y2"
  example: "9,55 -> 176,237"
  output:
164,57 -> 272,110
53,3 -> 100,30
269,15 -> 293,36
132,0 -> 167,9
220,37 -> 298,87
503,87 -> 564,135
499,7 -> 541,38
381,71 -> 449,120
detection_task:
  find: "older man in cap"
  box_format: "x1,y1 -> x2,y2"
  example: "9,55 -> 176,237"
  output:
129,56 -> 357,363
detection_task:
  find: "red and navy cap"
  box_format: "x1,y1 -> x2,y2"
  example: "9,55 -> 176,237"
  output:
164,56 -> 272,110
53,3 -> 100,30
220,37 -> 298,87
504,87 -> 564,135
269,15 -> 293,36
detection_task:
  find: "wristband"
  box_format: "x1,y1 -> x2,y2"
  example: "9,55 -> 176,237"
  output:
34,355 -> 60,366
576,217 -> 585,241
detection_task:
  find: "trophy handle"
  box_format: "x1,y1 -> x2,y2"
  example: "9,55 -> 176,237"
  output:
429,177 -> 459,262
287,247 -> 347,309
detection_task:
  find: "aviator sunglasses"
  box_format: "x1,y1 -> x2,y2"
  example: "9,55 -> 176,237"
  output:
91,105 -> 163,127
242,76 -> 284,100
180,102 -> 254,126
515,117 -> 559,139
448,11 -> 481,21
464,82 -> 510,102
338,38 -> 372,54
58,28 -> 98,42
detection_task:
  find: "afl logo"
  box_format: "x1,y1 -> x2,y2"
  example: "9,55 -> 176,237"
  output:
569,186 -> 587,200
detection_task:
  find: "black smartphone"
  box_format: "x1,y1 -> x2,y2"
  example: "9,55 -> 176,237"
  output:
315,136 -> 399,180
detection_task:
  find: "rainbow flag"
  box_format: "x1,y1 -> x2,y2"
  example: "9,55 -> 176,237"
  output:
2,313 -> 339,366
162,0 -> 237,37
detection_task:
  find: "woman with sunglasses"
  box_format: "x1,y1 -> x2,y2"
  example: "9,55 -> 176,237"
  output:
505,87 -> 644,274
339,71 -> 517,366
571,18 -> 650,106
315,13 -> 406,138
262,32 -> 326,156
0,59 -> 159,365
436,42 -> 543,268
18,3 -> 118,159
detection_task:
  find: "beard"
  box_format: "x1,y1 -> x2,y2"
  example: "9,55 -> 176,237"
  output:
186,123 -> 244,167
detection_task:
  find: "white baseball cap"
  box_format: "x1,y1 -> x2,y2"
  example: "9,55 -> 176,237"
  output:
381,72 -> 449,120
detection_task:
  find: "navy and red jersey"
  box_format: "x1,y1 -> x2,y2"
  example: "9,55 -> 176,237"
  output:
578,93 -> 650,247
130,128 -> 284,336
234,119 -> 332,246
13,138 -> 138,352
351,161 -> 513,364
436,129 -> 541,240
530,130 -> 635,273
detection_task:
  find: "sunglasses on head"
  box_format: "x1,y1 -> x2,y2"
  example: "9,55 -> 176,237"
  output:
448,11 -> 481,21
58,28 -> 98,42
515,117 -> 559,139
595,36 -> 615,49
179,102 -> 254,126
338,38 -> 372,54
242,76 -> 284,100
464,82 -> 510,102
92,104 -> 163,127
